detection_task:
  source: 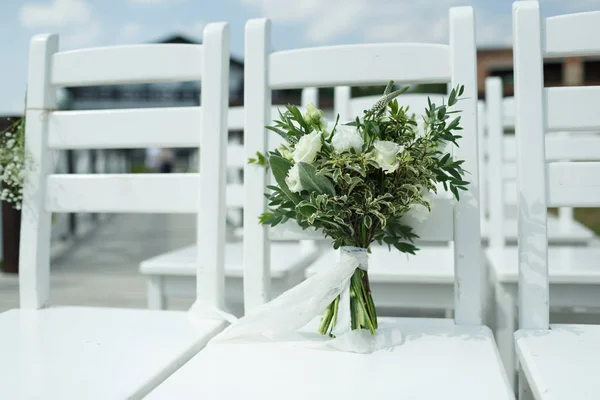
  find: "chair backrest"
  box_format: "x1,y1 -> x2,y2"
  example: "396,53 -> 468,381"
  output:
243,7 -> 482,324
513,1 -> 600,329
19,23 -> 230,310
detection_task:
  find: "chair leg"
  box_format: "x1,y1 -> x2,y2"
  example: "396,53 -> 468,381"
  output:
147,276 -> 167,310
444,308 -> 453,319
495,283 -> 516,391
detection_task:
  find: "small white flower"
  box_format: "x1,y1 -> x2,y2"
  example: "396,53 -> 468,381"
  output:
303,104 -> 323,125
285,163 -> 303,193
5,132 -> 11,137
292,131 -> 322,164
6,139 -> 15,149
370,140 -> 403,173
332,125 -> 363,154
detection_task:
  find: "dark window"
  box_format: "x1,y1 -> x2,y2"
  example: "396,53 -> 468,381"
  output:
584,60 -> 600,83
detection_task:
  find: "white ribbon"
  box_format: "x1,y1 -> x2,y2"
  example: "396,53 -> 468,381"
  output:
189,246 -> 403,354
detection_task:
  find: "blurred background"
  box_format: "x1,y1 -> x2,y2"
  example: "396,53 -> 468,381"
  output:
1,0 -> 600,313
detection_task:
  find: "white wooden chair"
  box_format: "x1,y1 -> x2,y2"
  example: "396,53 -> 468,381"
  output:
511,3 -> 600,399
0,23 -> 232,399
138,89 -> 323,314
484,75 -> 600,389
145,9 -> 514,399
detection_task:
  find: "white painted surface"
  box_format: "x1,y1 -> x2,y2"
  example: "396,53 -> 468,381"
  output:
449,6 -> 483,326
0,307 -> 224,400
516,325 -> 600,400
48,107 -> 203,149
513,0 -> 550,330
546,162 -> 600,207
269,44 -> 451,89
545,87 -> 600,131
52,44 -> 204,87
544,10 -> 600,57
147,318 -> 513,400
141,242 -> 321,279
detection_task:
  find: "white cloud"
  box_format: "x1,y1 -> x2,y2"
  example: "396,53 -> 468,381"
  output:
19,0 -> 92,28
61,20 -> 102,49
118,22 -> 143,44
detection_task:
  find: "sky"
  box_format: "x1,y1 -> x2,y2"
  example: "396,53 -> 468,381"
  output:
0,0 -> 598,114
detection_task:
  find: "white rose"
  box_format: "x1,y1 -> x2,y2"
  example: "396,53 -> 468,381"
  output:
332,125 -> 363,154
293,131 -> 322,164
371,140 -> 403,173
285,163 -> 303,193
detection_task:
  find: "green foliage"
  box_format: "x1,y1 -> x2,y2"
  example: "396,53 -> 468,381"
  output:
256,82 -> 470,254
0,118 -> 28,210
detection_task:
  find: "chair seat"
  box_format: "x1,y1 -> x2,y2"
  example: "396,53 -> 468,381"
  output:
487,246 -> 600,283
140,242 -> 321,279
515,325 -> 600,400
0,307 -> 225,399
146,317 -> 514,399
481,215 -> 594,244
306,245 -> 455,283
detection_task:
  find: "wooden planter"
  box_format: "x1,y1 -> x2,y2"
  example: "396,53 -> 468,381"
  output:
1,201 -> 21,274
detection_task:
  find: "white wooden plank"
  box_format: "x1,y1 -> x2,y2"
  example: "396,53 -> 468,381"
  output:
545,86 -> 600,132
52,44 -> 203,87
46,174 -> 199,213
47,107 -> 202,149
20,34 -> 58,310
227,144 -> 245,167
449,6 -> 482,326
269,44 -> 451,89
196,22 -> 229,308
544,11 -> 600,57
513,0 -> 550,330
334,86 -> 351,121
545,134 -> 600,161
486,77 -> 505,249
228,106 -> 244,131
547,162 -> 600,207
244,19 -> 272,312
269,196 -> 455,242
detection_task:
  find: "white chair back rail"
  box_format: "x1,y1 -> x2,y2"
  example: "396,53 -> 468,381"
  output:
513,1 -> 600,329
243,8 -> 482,324
20,24 -> 229,309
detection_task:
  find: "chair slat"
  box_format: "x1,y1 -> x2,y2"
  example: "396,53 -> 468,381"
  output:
46,174 -> 242,212
46,174 -> 199,213
227,144 -> 245,167
270,196 -> 455,242
269,44 -> 451,89
544,11 -> 600,57
48,107 -> 201,149
546,134 -> 600,161
51,45 -> 204,87
546,162 -> 600,207
545,87 -> 600,131
228,107 -> 244,130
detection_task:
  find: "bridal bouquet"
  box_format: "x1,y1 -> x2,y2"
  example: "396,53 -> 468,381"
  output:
0,118 -> 27,210
250,82 -> 469,337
